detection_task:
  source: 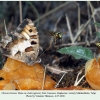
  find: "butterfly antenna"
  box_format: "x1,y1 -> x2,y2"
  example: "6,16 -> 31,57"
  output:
4,20 -> 8,36
37,49 -> 47,59
36,44 -> 53,63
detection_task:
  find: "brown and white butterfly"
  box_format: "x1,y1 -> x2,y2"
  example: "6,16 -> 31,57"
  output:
0,18 -> 39,65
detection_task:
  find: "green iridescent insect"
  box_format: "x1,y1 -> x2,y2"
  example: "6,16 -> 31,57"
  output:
95,43 -> 100,47
49,31 -> 62,44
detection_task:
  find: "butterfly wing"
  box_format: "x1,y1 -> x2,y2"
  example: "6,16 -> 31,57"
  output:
0,18 -> 39,65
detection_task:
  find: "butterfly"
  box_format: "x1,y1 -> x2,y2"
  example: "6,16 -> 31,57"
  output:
0,18 -> 39,65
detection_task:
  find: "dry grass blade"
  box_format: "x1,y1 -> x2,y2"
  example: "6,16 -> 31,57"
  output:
74,2 -> 81,29
54,16 -> 62,32
65,14 -> 74,43
54,41 -> 96,47
78,3 -> 80,29
94,7 -> 100,12
88,1 -> 97,31
74,70 -> 82,86
74,74 -> 85,86
73,18 -> 92,42
4,20 -> 7,36
73,5 -> 100,43
87,2 -> 92,37
74,2 -> 81,41
19,1 -> 22,23
45,2 -> 51,13
46,65 -> 73,74
42,65 -> 47,90
74,68 -> 85,86
26,1 -> 39,27
33,1 -> 72,23
55,72 -> 67,88
55,31 -> 99,47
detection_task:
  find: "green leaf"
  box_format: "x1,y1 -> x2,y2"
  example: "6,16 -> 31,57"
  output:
58,46 -> 94,60
95,32 -> 100,38
94,22 -> 100,27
